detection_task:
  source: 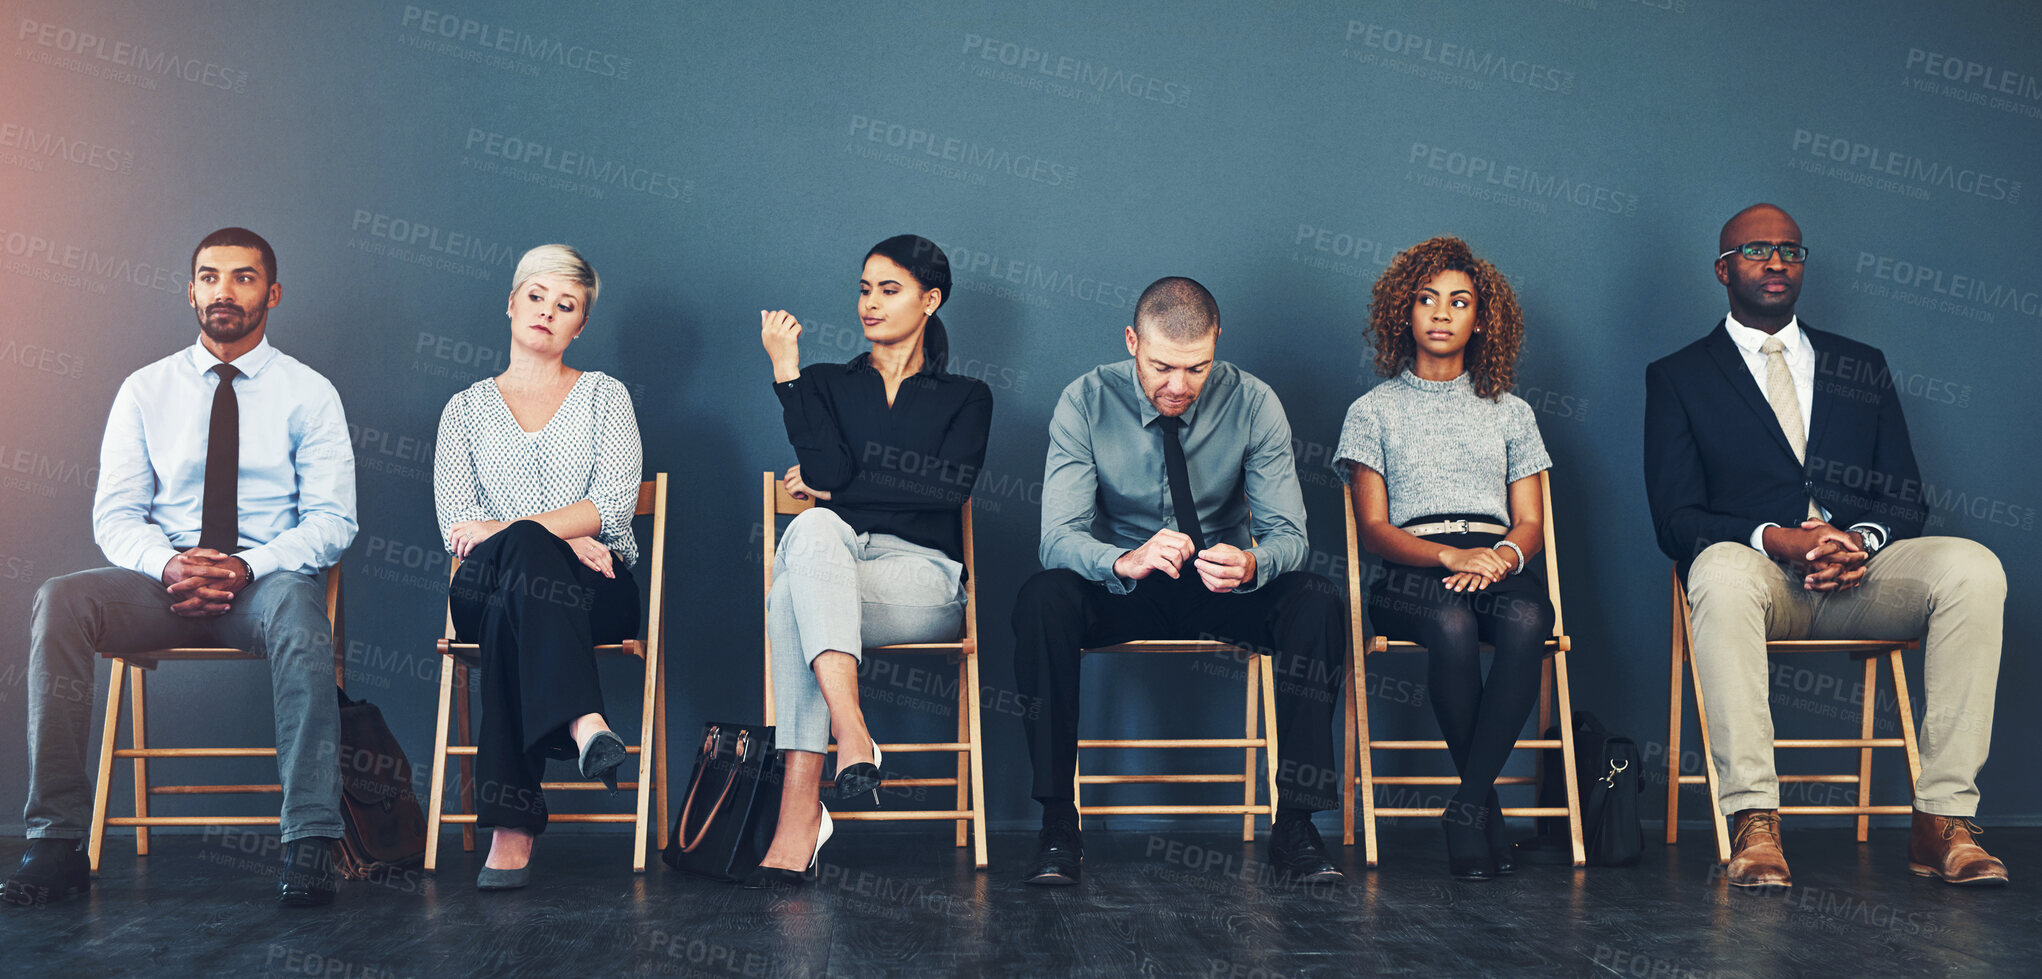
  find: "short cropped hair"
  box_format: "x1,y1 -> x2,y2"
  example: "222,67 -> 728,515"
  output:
1133,276 -> 1219,341
511,244 -> 600,311
192,227 -> 277,282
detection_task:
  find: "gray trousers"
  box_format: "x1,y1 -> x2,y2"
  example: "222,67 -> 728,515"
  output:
24,567 -> 344,842
766,508 -> 966,754
1686,537 -> 2005,817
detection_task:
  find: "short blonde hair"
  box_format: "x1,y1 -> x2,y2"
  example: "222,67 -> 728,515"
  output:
510,244 -> 599,312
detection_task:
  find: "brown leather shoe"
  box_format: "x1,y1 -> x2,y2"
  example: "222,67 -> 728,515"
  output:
1908,812 -> 2009,886
1725,809 -> 1791,888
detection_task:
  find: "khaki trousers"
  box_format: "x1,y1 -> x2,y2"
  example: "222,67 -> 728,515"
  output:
1686,537 -> 2005,817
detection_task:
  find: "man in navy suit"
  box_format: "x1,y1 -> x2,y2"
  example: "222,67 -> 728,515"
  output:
1645,203 -> 2007,888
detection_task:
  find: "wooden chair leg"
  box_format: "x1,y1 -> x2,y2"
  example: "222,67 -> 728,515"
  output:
1241,655 -> 1259,842
129,666 -> 150,857
954,654 -> 969,849
632,644 -> 659,873
455,662 -> 475,853
88,661 -> 127,872
1666,578 -> 1685,846
425,655 -> 454,872
1341,656 -> 1357,847
1260,653 -> 1279,833
1554,651 -> 1585,868
1680,594 -> 1731,863
1856,656 -> 1877,842
1888,649 -> 1923,805
1356,646 -> 1379,868
965,647 -> 989,870
655,649 -> 670,852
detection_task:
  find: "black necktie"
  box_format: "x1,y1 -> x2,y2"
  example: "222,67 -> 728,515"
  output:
1157,416 -> 1206,552
199,363 -> 240,551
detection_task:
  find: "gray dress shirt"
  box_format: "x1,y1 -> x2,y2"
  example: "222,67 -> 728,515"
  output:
1040,359 -> 1307,594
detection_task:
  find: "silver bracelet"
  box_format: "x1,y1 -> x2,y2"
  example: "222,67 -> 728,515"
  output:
1491,540 -> 1526,575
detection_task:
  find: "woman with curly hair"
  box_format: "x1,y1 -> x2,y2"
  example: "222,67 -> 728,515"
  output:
1331,236 -> 1555,881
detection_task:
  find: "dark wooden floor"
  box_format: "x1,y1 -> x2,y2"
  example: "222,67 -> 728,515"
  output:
2,823 -> 2034,977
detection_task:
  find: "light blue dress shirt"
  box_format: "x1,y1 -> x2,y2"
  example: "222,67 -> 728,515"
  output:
92,337 -> 358,581
1040,359 -> 1307,594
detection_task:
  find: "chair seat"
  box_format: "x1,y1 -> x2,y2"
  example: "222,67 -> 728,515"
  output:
102,647 -> 263,667
1369,635 -> 1570,654
436,638 -> 643,661
1084,639 -> 1244,654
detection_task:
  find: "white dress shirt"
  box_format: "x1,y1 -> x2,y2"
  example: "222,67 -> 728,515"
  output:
1721,313 -> 1888,554
92,337 -> 359,581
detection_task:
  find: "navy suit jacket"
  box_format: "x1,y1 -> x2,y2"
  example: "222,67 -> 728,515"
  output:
1644,320 -> 1927,578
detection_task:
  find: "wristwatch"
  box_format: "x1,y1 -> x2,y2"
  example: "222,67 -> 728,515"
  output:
228,555 -> 254,587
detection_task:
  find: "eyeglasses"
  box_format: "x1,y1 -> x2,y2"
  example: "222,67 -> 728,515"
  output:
1718,241 -> 1808,263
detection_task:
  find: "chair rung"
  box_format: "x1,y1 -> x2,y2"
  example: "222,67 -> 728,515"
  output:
829,742 -> 970,753
114,756 -> 275,764
1779,805 -> 1914,815
1676,775 -> 1709,785
539,781 -> 641,791
1766,640 -> 1918,653
831,810 -> 974,821
1375,807 -> 1569,818
106,648 -> 262,662
823,777 -> 959,788
1077,738 -> 1264,749
1084,642 -> 1249,654
1079,805 -> 1270,815
538,814 -> 640,823
1362,778 -> 1536,788
1778,774 -> 1865,784
1369,740 -> 1560,750
106,816 -> 278,826
1078,774 -> 1245,785
862,642 -> 966,653
1774,738 -> 1904,748
150,784 -> 280,795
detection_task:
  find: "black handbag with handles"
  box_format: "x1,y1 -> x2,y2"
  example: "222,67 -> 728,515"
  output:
662,721 -> 783,881
1520,711 -> 1645,867
331,687 -> 428,879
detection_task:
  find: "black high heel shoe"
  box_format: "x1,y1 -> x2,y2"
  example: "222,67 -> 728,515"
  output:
1442,802 -> 1498,881
1484,789 -> 1515,876
741,805 -> 833,888
833,738 -> 884,805
578,730 -> 628,796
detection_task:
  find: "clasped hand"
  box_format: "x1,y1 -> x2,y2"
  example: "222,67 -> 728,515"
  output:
161,547 -> 247,617
1438,546 -> 1512,593
1114,529 -> 1257,593
1779,519 -> 1870,592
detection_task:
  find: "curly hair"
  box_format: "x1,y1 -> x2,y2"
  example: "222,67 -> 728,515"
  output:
1365,236 -> 1525,399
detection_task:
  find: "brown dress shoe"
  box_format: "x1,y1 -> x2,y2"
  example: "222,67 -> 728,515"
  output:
1725,809 -> 1791,888
1908,812 -> 2009,886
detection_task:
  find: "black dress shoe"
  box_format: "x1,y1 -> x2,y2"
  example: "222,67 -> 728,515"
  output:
1,839 -> 90,907
1024,821 -> 1082,886
740,805 -> 833,889
579,731 -> 629,796
277,838 -> 338,907
1484,789 -> 1515,876
1267,818 -> 1344,883
833,739 -> 884,805
1442,804 -> 1498,881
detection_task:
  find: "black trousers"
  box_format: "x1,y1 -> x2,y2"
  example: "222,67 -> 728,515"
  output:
1012,568 -> 1348,812
449,521 -> 639,832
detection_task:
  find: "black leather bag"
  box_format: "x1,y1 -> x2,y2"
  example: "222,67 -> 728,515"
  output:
331,687 -> 428,879
662,722 -> 782,881
1521,711 -> 1645,867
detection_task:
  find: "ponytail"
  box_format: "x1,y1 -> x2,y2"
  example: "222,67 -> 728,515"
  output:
921,313 -> 950,374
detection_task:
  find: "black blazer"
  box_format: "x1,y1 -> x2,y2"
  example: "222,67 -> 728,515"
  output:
1644,320 -> 1926,578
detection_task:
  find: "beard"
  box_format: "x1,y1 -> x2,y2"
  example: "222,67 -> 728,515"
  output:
197,304 -> 264,344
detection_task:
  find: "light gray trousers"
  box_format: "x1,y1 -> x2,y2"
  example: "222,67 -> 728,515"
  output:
1686,537 -> 2005,817
766,508 -> 965,754
24,567 -> 344,842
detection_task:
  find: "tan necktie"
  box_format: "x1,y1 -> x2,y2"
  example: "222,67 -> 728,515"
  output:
1760,336 -> 1821,519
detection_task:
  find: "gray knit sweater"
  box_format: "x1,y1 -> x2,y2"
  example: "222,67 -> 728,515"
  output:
1331,370 -> 1551,527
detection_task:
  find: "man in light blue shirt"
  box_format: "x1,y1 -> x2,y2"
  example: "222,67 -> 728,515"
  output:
1012,277 -> 1347,886
5,228 -> 357,909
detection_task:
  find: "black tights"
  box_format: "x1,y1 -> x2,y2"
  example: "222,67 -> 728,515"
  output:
1369,542 -> 1554,812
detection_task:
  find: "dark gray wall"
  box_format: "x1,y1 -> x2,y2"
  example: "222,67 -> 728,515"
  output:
3,1 -> 2037,835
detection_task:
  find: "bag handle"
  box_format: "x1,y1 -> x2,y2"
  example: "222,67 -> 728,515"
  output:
675,727 -> 751,853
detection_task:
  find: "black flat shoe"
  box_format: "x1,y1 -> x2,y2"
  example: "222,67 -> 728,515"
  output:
741,805 -> 832,889
1442,805 -> 1498,882
1484,789 -> 1515,876
833,738 -> 884,805
1267,818 -> 1344,883
1,839 -> 90,907
579,731 -> 628,796
1025,821 -> 1083,886
277,838 -> 338,907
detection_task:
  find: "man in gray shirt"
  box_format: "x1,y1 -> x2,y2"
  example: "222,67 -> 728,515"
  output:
1012,277 -> 1347,885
